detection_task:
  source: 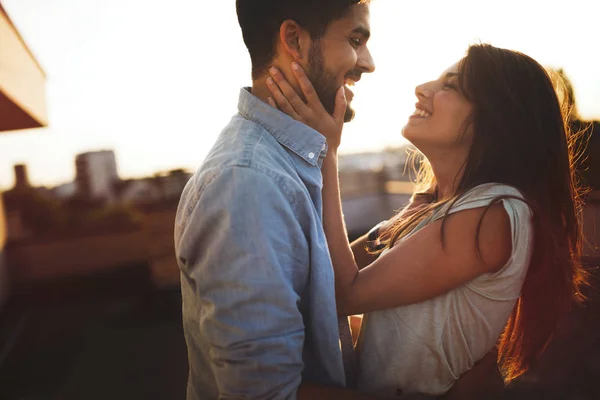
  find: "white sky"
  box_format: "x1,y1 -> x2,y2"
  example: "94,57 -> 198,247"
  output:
1,0 -> 599,189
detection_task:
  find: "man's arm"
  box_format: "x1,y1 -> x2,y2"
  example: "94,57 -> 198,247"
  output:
178,166 -> 397,399
178,167 -> 309,399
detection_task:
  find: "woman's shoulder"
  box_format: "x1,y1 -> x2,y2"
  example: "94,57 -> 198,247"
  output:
456,184 -> 533,297
446,183 -> 529,215
464,182 -> 526,200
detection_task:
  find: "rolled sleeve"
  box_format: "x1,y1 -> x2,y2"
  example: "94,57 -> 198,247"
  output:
177,166 -> 308,399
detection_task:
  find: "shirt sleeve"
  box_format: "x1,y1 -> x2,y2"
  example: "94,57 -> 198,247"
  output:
177,166 -> 308,399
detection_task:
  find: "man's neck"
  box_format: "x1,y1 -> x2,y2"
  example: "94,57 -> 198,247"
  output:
250,64 -> 304,107
250,81 -> 272,106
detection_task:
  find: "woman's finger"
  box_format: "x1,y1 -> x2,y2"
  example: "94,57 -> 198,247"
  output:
291,62 -> 321,109
266,77 -> 302,121
269,67 -> 311,116
332,86 -> 347,125
267,97 -> 277,109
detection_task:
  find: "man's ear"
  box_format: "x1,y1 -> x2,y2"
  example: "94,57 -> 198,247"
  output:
278,20 -> 311,63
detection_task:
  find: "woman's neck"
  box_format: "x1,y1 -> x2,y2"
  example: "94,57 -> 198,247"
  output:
428,149 -> 468,201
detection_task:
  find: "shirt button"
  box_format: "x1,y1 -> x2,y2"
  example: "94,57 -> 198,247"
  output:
322,143 -> 327,151
308,152 -> 315,159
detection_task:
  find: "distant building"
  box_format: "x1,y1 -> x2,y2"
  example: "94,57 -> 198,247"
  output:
3,165 -> 61,242
4,165 -> 33,242
339,151 -> 385,172
75,150 -> 119,202
151,169 -> 193,200
13,164 -> 31,189
338,145 -> 414,182
52,181 -> 77,199
114,169 -> 192,205
114,178 -> 161,205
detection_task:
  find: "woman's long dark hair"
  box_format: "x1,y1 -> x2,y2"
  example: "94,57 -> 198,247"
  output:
384,44 -> 588,380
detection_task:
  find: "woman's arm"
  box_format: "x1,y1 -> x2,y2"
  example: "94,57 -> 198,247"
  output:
351,234 -> 379,270
320,150 -> 365,309
267,65 -> 512,316
352,196 -> 433,270
319,151 -> 511,315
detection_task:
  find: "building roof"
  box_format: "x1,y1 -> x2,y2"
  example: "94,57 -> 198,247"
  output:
0,3 -> 46,77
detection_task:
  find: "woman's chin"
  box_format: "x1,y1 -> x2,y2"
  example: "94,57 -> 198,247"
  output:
401,128 -> 425,153
401,125 -> 415,142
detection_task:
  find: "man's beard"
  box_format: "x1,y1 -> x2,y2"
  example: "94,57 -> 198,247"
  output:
306,43 -> 355,123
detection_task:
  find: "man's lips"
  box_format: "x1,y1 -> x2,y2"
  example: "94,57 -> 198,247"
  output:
344,76 -> 361,87
343,86 -> 354,100
343,75 -> 361,101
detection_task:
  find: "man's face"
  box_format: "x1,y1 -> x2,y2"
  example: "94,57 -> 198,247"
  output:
306,4 -> 375,122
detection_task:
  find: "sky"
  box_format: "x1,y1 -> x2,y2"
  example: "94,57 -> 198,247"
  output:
1,0 -> 599,189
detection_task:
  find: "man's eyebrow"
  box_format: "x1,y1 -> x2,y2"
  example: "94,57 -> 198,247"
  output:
352,26 -> 371,39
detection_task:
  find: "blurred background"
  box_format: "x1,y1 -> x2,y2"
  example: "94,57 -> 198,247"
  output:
0,0 -> 599,399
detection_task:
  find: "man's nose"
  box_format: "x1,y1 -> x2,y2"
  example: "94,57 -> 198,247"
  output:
357,47 -> 376,74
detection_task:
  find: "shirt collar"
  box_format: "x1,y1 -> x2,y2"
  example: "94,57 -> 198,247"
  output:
238,87 -> 328,167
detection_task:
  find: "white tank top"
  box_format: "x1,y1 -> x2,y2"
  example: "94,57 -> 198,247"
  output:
356,183 -> 533,396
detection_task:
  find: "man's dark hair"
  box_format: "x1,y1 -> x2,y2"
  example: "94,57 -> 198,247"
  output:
236,0 -> 369,80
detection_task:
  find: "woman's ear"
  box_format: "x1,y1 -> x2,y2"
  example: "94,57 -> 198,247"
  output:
278,20 -> 311,63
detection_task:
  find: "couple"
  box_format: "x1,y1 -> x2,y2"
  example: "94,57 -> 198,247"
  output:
174,0 -> 586,398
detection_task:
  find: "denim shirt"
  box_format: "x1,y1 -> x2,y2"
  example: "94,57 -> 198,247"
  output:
175,88 -> 346,399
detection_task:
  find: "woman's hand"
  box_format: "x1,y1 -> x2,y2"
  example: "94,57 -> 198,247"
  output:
266,63 -> 347,150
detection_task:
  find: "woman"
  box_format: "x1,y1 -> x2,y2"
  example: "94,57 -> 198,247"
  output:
266,43 -> 587,397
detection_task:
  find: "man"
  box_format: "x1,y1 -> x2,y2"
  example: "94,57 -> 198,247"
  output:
175,1 -> 501,399
175,1 -> 374,398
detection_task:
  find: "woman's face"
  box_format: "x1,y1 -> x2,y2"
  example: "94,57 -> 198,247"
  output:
402,62 -> 474,154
